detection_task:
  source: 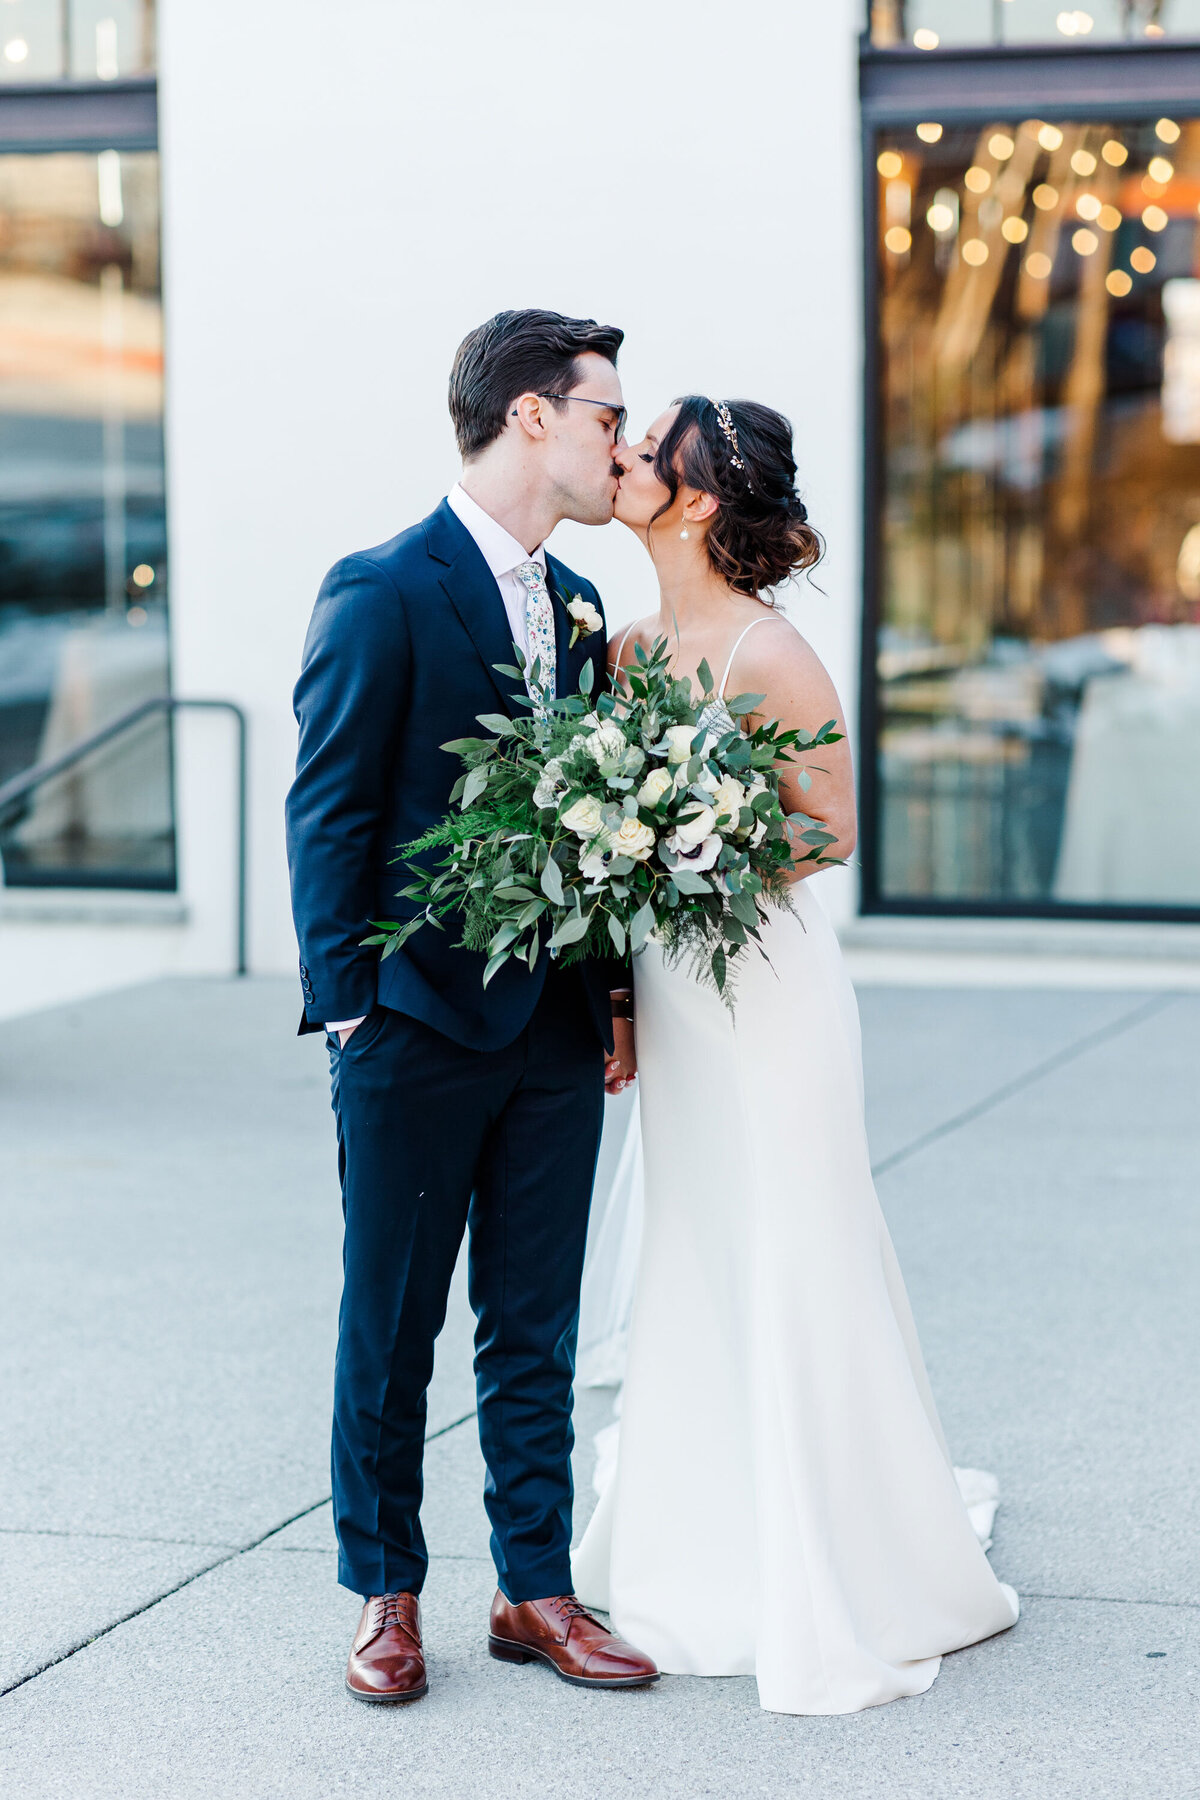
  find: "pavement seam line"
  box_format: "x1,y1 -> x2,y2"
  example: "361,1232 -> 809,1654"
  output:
0,1525 -> 239,1550
1020,1590 -> 1200,1611
870,992 -> 1180,1180
0,1408 -> 478,1700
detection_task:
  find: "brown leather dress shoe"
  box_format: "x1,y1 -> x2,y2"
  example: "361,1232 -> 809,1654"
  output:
488,1590 -> 659,1689
345,1592 -> 427,1703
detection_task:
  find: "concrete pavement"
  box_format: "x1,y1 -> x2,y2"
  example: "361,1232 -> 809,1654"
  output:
1,976 -> 1197,1797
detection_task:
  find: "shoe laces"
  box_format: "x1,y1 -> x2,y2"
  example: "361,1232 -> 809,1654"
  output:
547,1595 -> 605,1633
371,1593 -> 417,1640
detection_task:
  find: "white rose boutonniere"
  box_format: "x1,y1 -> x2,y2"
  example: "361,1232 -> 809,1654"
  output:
566,594 -> 604,648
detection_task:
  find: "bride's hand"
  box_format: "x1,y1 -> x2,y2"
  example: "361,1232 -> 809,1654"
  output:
605,1016 -> 637,1094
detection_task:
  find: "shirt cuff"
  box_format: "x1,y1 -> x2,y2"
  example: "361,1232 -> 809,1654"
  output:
325,1016 -> 367,1033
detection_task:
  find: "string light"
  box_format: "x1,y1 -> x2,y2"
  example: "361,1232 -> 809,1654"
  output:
961,238 -> 989,266
1101,140 -> 1129,167
884,226 -> 912,254
1131,246 -> 1157,273
1098,204 -> 1122,232
3,36 -> 27,61
915,122 -> 943,144
1025,252 -> 1053,279
1038,125 -> 1064,152
1148,156 -> 1174,184
877,150 -> 903,178
1072,228 -> 1098,256
1142,205 -> 1169,232
1156,119 -> 1181,144
964,166 -> 991,194
1001,216 -> 1029,243
1070,150 -> 1097,176
1076,193 -> 1102,221
988,133 -> 1015,161
926,200 -> 956,233
913,27 -> 939,49
1106,270 -> 1133,296
1033,183 -> 1059,210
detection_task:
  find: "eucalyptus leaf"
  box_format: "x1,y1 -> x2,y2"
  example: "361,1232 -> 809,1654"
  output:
461,765 -> 489,809
540,857 -> 565,905
482,949 -> 511,988
475,713 -> 517,736
550,910 -> 592,949
607,913 -> 627,956
630,899 -> 656,953
578,660 -> 594,696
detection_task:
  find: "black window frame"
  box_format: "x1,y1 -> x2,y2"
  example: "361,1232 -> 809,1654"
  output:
859,37 -> 1200,922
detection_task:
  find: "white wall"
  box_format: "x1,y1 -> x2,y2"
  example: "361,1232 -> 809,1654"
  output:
157,0 -> 864,975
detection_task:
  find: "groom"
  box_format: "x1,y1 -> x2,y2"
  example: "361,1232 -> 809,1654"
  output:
285,309 -> 655,1702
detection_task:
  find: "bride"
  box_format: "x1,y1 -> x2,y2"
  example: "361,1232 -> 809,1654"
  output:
571,394 -> 1019,1715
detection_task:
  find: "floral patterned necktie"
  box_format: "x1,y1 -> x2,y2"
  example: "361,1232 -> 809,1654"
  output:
513,560 -> 557,703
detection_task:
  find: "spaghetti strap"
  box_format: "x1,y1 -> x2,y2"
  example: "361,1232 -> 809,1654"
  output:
719,614 -> 774,696
613,617 -> 651,680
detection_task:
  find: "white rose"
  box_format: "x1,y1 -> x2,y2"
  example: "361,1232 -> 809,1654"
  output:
672,803 -> 717,849
561,795 -> 605,839
695,764 -> 721,797
663,831 -> 722,873
567,596 -> 603,638
663,725 -> 699,764
637,767 -> 674,808
584,720 -> 627,764
712,775 -> 746,829
611,816 -> 656,862
749,818 -> 768,848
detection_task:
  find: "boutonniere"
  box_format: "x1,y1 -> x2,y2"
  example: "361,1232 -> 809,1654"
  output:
565,593 -> 604,648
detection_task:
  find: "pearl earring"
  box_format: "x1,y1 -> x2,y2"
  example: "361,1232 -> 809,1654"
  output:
680,525 -> 690,541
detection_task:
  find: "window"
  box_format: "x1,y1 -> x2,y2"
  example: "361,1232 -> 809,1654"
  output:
870,1 -> 1200,48
0,17 -> 168,888
869,108 -> 1200,912
0,2 -> 156,83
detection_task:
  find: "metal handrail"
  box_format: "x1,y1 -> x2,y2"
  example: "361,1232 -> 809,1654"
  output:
0,696 -> 248,976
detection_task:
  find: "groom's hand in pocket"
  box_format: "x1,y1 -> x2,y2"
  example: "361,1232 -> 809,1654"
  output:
605,1015 -> 637,1095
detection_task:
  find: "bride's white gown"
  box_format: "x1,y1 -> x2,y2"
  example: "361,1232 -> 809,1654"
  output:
571,821 -> 1019,1713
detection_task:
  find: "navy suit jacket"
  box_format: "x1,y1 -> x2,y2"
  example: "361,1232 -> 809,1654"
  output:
285,499 -> 623,1052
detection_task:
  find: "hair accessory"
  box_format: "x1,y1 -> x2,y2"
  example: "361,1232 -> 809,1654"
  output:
712,400 -> 752,489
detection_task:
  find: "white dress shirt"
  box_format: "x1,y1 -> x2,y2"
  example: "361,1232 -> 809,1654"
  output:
326,486 -> 549,1035
445,481 -> 548,662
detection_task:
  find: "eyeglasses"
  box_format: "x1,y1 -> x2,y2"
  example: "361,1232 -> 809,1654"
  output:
511,394 -> 627,441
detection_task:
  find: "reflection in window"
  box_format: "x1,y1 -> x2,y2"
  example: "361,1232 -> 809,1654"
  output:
0,1 -> 155,84
874,115 -> 1200,909
0,150 -> 172,888
870,1 -> 1200,47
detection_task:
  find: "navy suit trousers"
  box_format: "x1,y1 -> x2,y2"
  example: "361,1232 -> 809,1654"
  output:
327,966 -> 605,1602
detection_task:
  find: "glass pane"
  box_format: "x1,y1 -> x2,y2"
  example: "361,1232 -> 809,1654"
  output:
0,149 -> 171,889
0,1 -> 64,80
872,1 -> 1200,46
873,114 -> 1200,909
0,1 -> 155,82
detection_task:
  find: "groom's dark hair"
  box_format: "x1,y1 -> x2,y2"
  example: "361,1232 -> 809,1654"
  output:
449,309 -> 624,459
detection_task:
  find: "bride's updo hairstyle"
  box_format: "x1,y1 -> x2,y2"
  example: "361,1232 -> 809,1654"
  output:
652,395 -> 823,599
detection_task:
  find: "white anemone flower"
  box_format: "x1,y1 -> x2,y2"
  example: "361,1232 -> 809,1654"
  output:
663,831 -> 722,873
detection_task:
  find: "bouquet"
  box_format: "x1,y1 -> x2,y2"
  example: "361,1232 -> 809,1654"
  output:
363,635 -> 843,1006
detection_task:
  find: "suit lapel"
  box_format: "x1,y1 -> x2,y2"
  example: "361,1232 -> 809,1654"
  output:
424,501 -> 525,717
